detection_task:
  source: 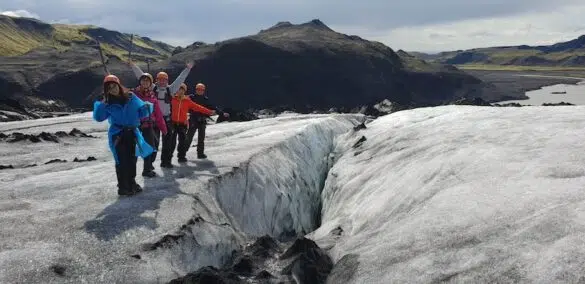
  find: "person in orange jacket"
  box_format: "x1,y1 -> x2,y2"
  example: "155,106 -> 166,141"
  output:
160,83 -> 215,167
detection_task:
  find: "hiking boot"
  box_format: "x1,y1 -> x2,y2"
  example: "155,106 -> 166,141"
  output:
142,170 -> 156,178
118,186 -> 135,196
197,153 -> 207,159
132,183 -> 143,193
178,157 -> 187,163
160,162 -> 174,168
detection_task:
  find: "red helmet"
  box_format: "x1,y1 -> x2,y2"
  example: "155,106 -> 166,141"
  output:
103,74 -> 120,84
103,74 -> 128,94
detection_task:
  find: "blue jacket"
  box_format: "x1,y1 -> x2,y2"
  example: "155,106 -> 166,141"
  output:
93,93 -> 155,164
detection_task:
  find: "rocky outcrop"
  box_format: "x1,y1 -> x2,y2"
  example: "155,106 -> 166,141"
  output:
450,97 -> 493,106
167,235 -> 335,284
0,128 -> 96,143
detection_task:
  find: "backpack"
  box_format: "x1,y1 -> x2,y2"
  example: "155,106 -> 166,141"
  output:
153,85 -> 172,104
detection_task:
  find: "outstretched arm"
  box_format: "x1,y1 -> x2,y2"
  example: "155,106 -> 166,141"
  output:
205,97 -> 222,112
187,100 -> 214,116
203,96 -> 228,117
130,61 -> 144,79
169,63 -> 193,94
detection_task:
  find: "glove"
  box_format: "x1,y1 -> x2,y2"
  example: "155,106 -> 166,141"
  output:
97,94 -> 107,103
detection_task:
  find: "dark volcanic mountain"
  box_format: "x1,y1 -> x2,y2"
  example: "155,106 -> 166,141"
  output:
148,19 -> 498,112
0,17 -> 503,117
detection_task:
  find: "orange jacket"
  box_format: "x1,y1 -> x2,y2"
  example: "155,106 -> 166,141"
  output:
171,96 -> 213,125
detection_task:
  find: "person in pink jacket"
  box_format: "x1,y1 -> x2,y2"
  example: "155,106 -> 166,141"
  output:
132,72 -> 168,177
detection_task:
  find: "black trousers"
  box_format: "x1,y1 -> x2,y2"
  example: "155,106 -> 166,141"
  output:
114,128 -> 137,191
141,125 -> 160,173
160,118 -> 174,164
184,118 -> 206,157
162,123 -> 188,163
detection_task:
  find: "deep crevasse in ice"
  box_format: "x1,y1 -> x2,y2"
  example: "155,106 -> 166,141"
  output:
214,115 -> 364,239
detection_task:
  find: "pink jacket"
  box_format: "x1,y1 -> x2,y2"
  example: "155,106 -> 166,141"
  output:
134,87 -> 168,135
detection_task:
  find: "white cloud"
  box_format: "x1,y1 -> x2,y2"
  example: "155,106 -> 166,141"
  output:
0,9 -> 39,19
51,19 -> 71,24
331,3 -> 585,53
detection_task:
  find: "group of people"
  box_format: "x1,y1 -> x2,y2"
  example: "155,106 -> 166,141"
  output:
93,61 -> 228,196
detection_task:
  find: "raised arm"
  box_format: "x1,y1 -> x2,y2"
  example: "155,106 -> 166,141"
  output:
130,62 -> 144,79
169,63 -> 193,94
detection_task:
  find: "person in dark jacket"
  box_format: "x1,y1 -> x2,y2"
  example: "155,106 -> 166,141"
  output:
183,83 -> 229,159
162,83 -> 214,167
93,75 -> 154,196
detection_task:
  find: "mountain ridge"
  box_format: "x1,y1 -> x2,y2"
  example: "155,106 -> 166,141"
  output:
0,14 -> 174,61
409,34 -> 585,69
0,17 -> 507,117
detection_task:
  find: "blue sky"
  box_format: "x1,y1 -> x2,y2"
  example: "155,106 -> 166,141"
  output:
2,0 -> 585,52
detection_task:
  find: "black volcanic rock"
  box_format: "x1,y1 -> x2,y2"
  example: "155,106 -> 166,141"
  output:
168,266 -> 243,284
0,165 -> 14,170
450,97 -> 492,106
250,235 -> 280,258
0,128 -> 95,143
280,237 -> 333,284
215,108 -> 258,123
542,102 -> 575,106
45,159 -> 67,164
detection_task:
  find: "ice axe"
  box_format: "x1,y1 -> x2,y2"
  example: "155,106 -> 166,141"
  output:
87,37 -> 110,103
96,38 -> 109,75
128,34 -> 134,61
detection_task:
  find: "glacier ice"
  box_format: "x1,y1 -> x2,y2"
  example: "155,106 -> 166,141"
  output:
4,104 -> 585,283
311,105 -> 585,283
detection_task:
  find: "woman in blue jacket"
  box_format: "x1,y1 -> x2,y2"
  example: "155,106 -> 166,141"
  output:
93,74 -> 155,196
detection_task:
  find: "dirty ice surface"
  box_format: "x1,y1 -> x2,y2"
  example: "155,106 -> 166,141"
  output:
312,105 -> 585,283
0,112 -> 361,283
